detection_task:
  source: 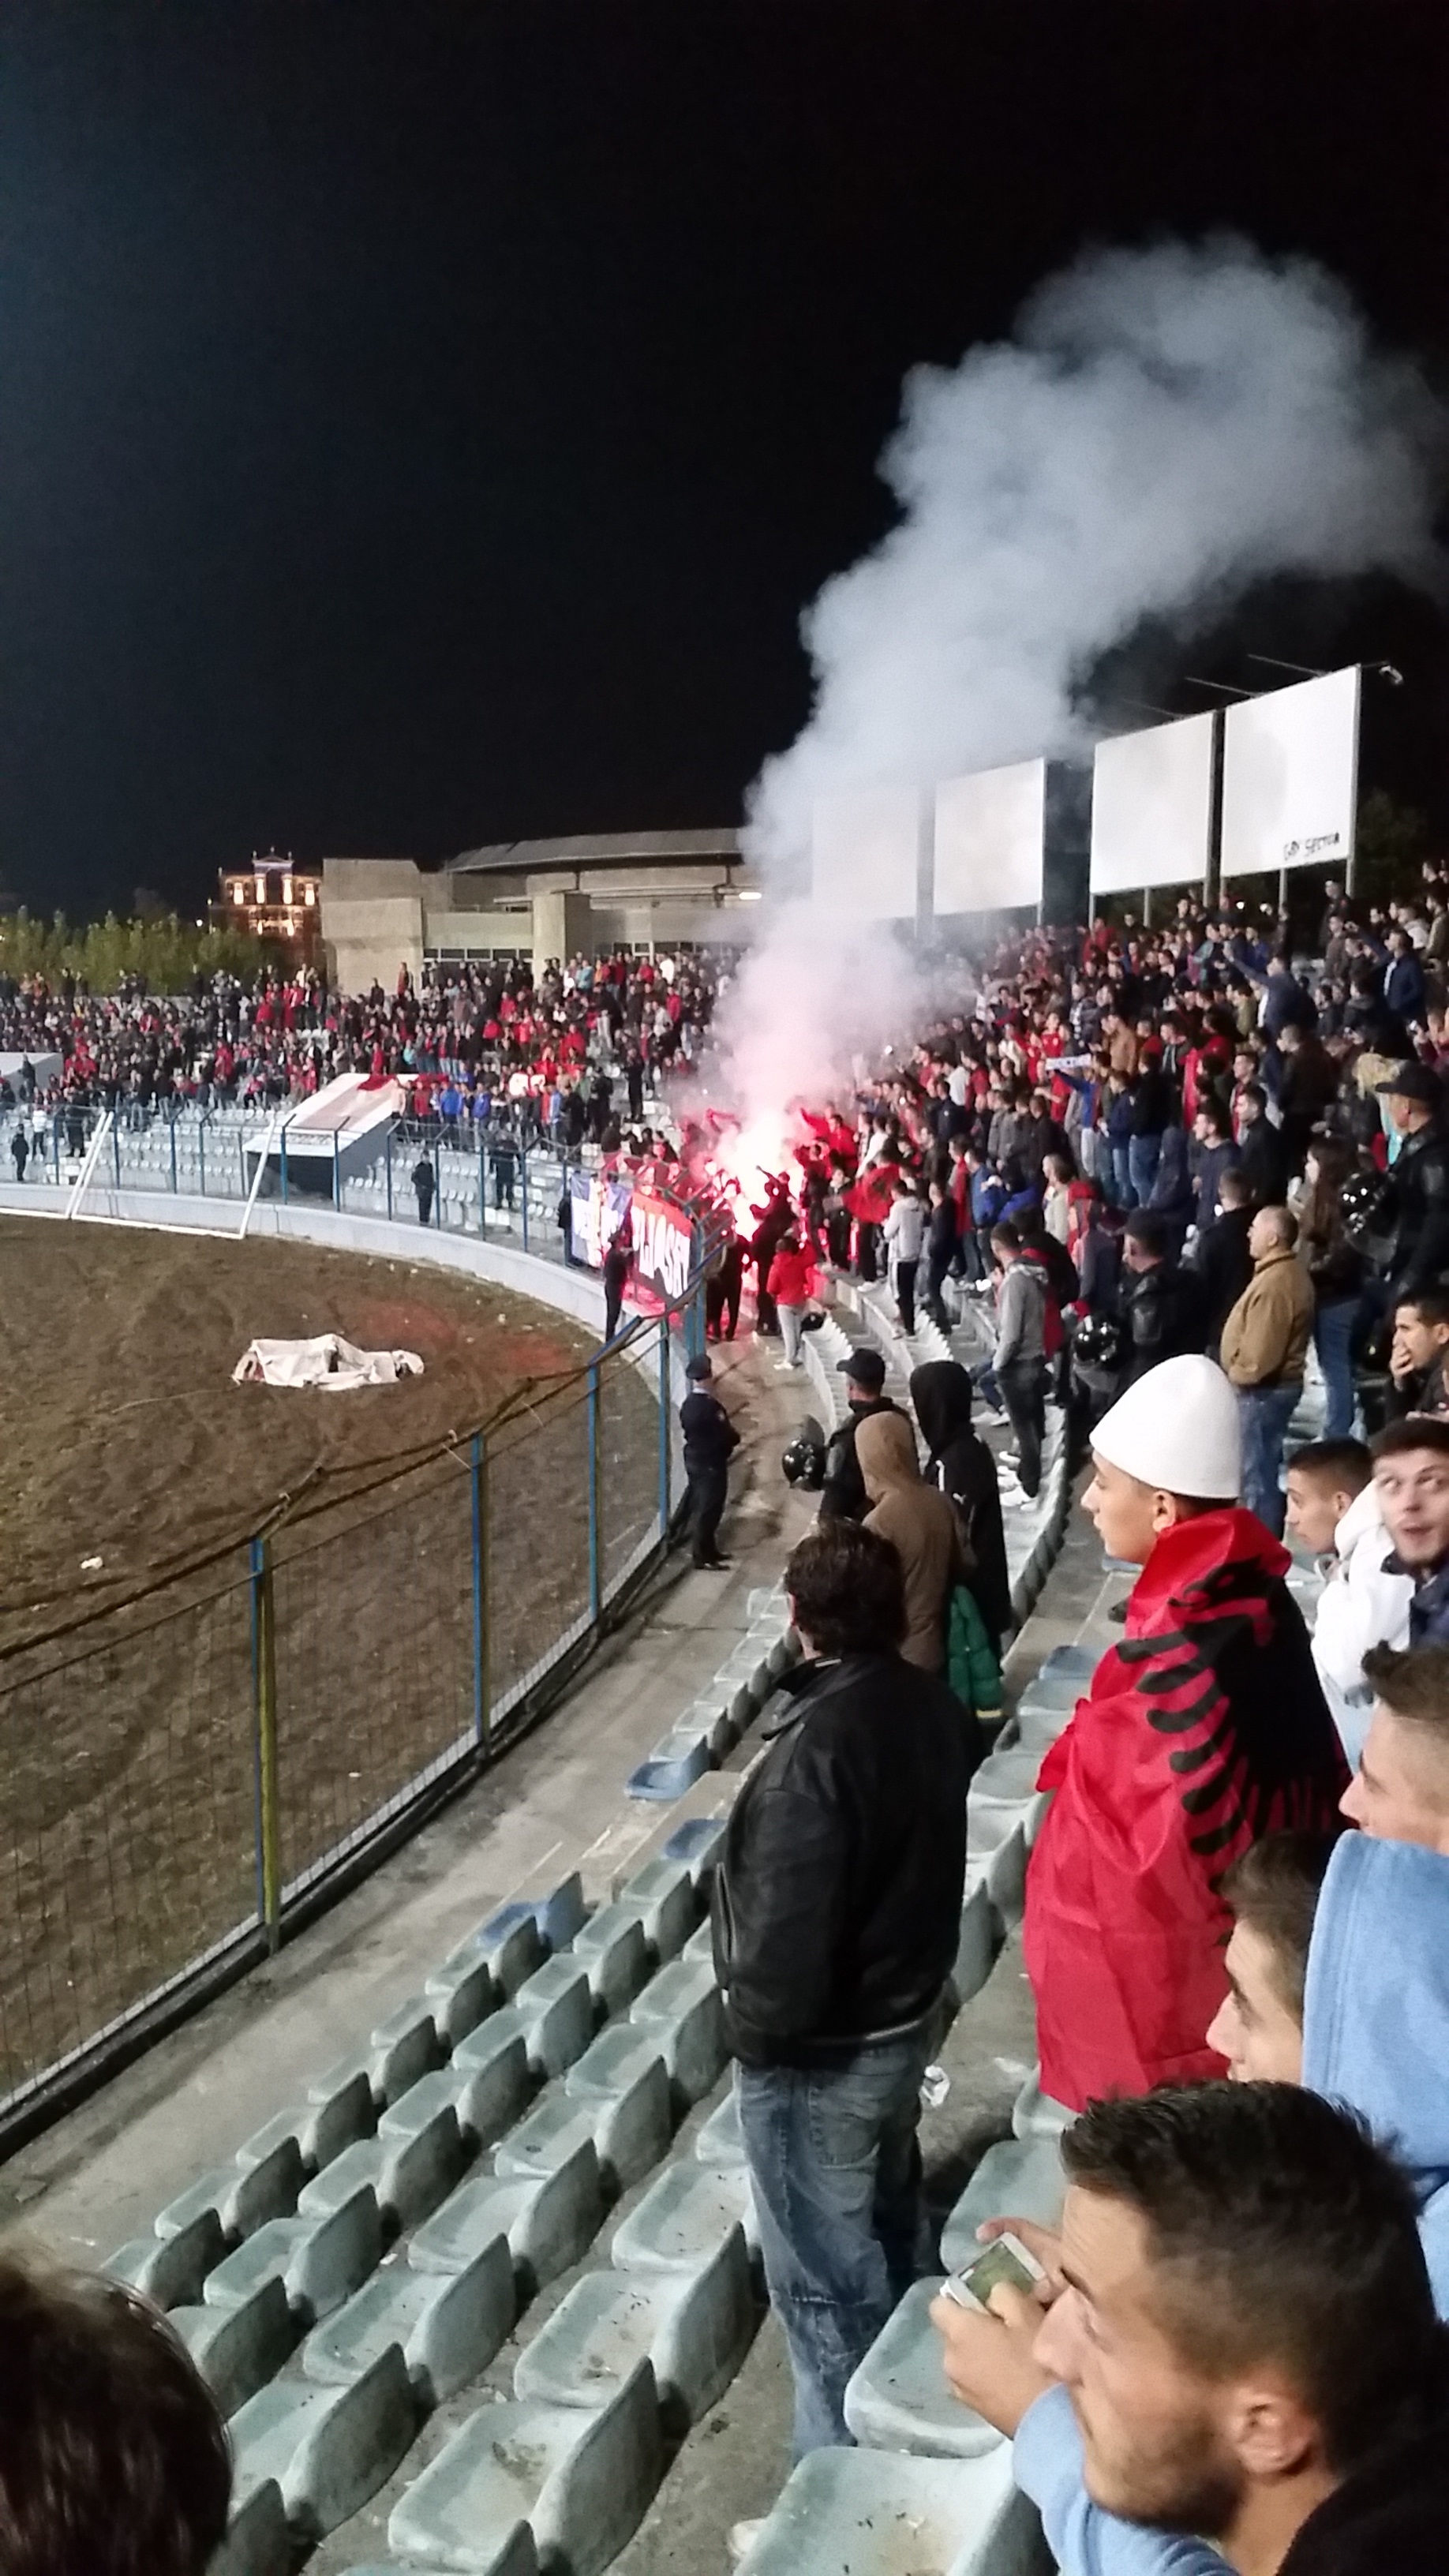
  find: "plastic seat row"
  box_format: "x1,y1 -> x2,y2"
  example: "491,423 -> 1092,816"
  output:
105,1839 -> 738,2570
625,1608 -> 797,1803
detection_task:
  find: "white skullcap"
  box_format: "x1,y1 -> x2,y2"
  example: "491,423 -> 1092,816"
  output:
1091,1354 -> 1241,1500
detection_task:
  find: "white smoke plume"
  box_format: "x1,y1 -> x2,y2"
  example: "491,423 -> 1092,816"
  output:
715,237 -> 1440,1142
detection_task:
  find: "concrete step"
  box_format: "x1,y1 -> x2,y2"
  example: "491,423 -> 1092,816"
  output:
203,2186 -> 384,2326
611,2160 -> 758,2273
171,2276 -> 296,2418
939,2136 -> 1069,2274
844,2277 -> 1005,2458
296,2106 -> 468,2234
409,2140 -> 603,2297
496,2057 -> 671,2196
387,2358 -> 661,2576
628,1960 -> 726,2106
230,2342 -> 415,2543
514,2224 -> 755,2432
735,2439 -> 1043,2576
302,2235 -> 515,2407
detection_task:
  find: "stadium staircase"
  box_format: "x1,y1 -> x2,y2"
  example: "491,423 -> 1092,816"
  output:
89,1279 -> 1339,2576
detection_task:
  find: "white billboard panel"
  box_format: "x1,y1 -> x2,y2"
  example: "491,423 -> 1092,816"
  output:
810,785 -> 921,920
933,759 -> 1045,913
1090,713 -> 1215,897
1221,666 -> 1360,878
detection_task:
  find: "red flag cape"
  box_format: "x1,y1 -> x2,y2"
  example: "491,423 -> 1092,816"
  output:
1024,1507 -> 1347,2112
844,1162 -> 898,1224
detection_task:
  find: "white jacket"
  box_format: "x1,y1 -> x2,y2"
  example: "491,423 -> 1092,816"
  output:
1310,1484 -> 1413,1766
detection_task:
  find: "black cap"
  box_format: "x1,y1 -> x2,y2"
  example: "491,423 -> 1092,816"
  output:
837,1346 -> 886,1391
1375,1062 -> 1443,1106
686,1353 -> 713,1380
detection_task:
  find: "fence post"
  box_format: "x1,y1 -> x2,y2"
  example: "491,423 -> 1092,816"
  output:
386,1128 -> 394,1222
477,1127 -> 485,1232
657,1314 -> 671,1537
332,1129 -> 340,1211
521,1148 -> 530,1255
587,1359 -> 602,1623
51,1115 -> 59,1184
249,1537 -> 283,1952
280,1129 -> 289,1206
470,1432 -> 489,1748
198,1118 -> 205,1197
169,1112 -> 178,1195
112,1115 -> 122,1188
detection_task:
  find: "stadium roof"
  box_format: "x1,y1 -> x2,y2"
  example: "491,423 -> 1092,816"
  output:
448,828 -> 741,877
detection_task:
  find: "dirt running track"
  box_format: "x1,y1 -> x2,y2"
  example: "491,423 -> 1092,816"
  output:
0,1219 -> 658,2104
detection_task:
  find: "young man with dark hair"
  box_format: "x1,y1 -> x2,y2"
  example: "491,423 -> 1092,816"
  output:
1117,1210 -> 1204,1386
1370,1415 -> 1449,1646
1383,1286 -> 1449,1423
818,1346 -> 900,1523
1206,1831 -> 1339,2084
1025,1355 -> 1344,2114
942,2084 -> 1449,2576
1190,1163 -> 1255,1357
713,1515 -> 969,2457
0,2249 -> 231,2575
989,1219 -> 1050,1499
1286,1437 -> 1410,1762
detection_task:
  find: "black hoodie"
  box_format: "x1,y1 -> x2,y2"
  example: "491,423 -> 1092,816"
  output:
909,1360 -> 1013,1649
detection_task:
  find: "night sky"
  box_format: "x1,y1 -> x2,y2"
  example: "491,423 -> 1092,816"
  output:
1,1 -> 1445,919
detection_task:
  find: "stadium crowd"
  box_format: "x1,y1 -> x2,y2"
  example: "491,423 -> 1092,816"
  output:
0,945 -> 717,1145
700,863 -> 1449,2576
18,867 -> 1449,2576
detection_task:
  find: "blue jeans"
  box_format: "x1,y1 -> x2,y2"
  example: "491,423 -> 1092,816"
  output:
1127,1133 -> 1161,1208
1109,1142 -> 1134,1208
1237,1382 -> 1302,1537
735,2028 -> 934,2454
1313,1297 -> 1361,1440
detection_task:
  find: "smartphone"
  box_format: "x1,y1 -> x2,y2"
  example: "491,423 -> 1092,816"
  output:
940,2231 -> 1046,2314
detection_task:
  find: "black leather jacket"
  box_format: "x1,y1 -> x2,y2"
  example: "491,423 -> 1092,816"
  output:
818,1394 -> 900,1522
1385,1120 -> 1449,1299
711,1650 -> 968,2068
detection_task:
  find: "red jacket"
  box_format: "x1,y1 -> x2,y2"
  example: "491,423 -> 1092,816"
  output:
766,1242 -> 816,1306
1024,1508 -> 1346,2111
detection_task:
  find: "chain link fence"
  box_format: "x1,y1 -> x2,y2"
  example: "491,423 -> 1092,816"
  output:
0,1291 -> 696,2146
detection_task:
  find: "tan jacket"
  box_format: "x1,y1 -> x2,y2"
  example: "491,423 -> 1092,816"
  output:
856,1410 -> 962,1672
1219,1245 -> 1313,1390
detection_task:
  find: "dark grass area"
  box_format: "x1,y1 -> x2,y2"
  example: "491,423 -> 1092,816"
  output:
0,1221 -> 658,2102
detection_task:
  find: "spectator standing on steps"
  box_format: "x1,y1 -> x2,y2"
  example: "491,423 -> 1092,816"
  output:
411,1150 -> 434,1224
680,1350 -> 739,1570
885,1176 -> 927,1337
713,1517 -> 967,2456
9,1124 -> 27,1181
1220,1205 -> 1313,1537
766,1223 -> 814,1371
818,1346 -> 900,1522
988,1219 -> 1048,1500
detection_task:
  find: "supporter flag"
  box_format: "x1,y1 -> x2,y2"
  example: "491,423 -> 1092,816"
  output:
844,1163 -> 897,1224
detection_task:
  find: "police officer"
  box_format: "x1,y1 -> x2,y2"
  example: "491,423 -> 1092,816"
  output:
680,1352 -> 739,1570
